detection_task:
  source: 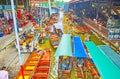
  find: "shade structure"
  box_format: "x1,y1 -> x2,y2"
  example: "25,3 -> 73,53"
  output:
84,41 -> 120,79
98,45 -> 120,69
73,36 -> 88,58
30,0 -> 54,3
54,34 -> 72,57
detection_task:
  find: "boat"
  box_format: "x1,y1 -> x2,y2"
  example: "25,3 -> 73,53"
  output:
32,49 -> 51,79
14,52 -> 41,79
54,34 -> 72,79
50,34 -> 59,48
73,36 -> 99,79
38,32 -> 45,44
73,36 -> 88,78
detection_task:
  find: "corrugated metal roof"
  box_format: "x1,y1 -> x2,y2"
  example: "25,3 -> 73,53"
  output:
98,45 -> 120,69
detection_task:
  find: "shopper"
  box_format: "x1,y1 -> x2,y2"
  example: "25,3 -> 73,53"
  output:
0,66 -> 9,79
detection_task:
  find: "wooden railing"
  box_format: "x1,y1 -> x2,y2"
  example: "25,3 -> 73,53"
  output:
83,17 -> 108,38
83,17 -> 120,53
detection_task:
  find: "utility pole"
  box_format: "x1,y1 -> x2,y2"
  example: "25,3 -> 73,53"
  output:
11,0 -> 24,79
48,0 -> 52,16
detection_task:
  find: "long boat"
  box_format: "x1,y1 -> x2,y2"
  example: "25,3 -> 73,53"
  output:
73,36 -> 100,79
14,52 -> 41,79
50,34 -> 59,48
73,36 -> 88,78
32,49 -> 51,79
54,34 -> 72,79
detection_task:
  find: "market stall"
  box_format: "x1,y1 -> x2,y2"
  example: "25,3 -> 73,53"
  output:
85,41 -> 120,79
32,49 -> 51,79
54,34 -> 72,79
73,36 -> 88,78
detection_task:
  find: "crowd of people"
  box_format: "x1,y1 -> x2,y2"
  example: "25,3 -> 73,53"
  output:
0,6 -> 41,37
0,11 -> 13,35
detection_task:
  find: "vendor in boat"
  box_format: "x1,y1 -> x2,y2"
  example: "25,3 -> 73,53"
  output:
58,29 -> 63,37
49,24 -> 55,35
61,57 -> 70,70
76,58 -> 84,68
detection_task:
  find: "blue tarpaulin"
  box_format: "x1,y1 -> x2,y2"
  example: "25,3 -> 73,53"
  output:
98,45 -> 120,69
73,36 -> 88,58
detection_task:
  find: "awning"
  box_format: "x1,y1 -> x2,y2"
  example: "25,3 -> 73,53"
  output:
98,45 -> 120,69
54,34 -> 72,57
84,41 -> 120,79
30,0 -> 54,3
73,36 -> 88,58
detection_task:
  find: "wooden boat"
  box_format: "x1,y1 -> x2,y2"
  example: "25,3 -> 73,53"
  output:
54,34 -> 72,79
73,36 -> 99,79
32,49 -> 51,79
14,52 -> 41,79
39,32 -> 45,44
75,26 -> 85,34
83,25 -> 91,33
50,34 -> 59,48
86,59 -> 99,79
73,55 -> 99,79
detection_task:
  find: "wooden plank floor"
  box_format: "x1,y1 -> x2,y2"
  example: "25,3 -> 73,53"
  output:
0,44 -> 30,79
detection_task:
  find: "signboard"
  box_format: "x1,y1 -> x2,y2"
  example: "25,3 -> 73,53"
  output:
17,5 -> 24,9
4,5 -> 11,9
108,28 -> 120,40
3,5 -> 16,10
30,0 -> 54,3
64,4 -> 69,12
51,9 -> 58,13
0,5 -> 3,9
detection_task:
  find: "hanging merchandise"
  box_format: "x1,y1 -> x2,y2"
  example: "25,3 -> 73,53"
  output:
17,10 -> 21,20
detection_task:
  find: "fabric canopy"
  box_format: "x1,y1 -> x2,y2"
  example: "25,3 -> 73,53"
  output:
73,36 -> 88,58
85,41 -> 120,79
98,45 -> 120,69
54,34 -> 72,57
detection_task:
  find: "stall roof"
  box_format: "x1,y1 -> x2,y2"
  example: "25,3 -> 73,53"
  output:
98,45 -> 120,69
73,36 -> 88,58
84,41 -> 120,79
54,34 -> 72,57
